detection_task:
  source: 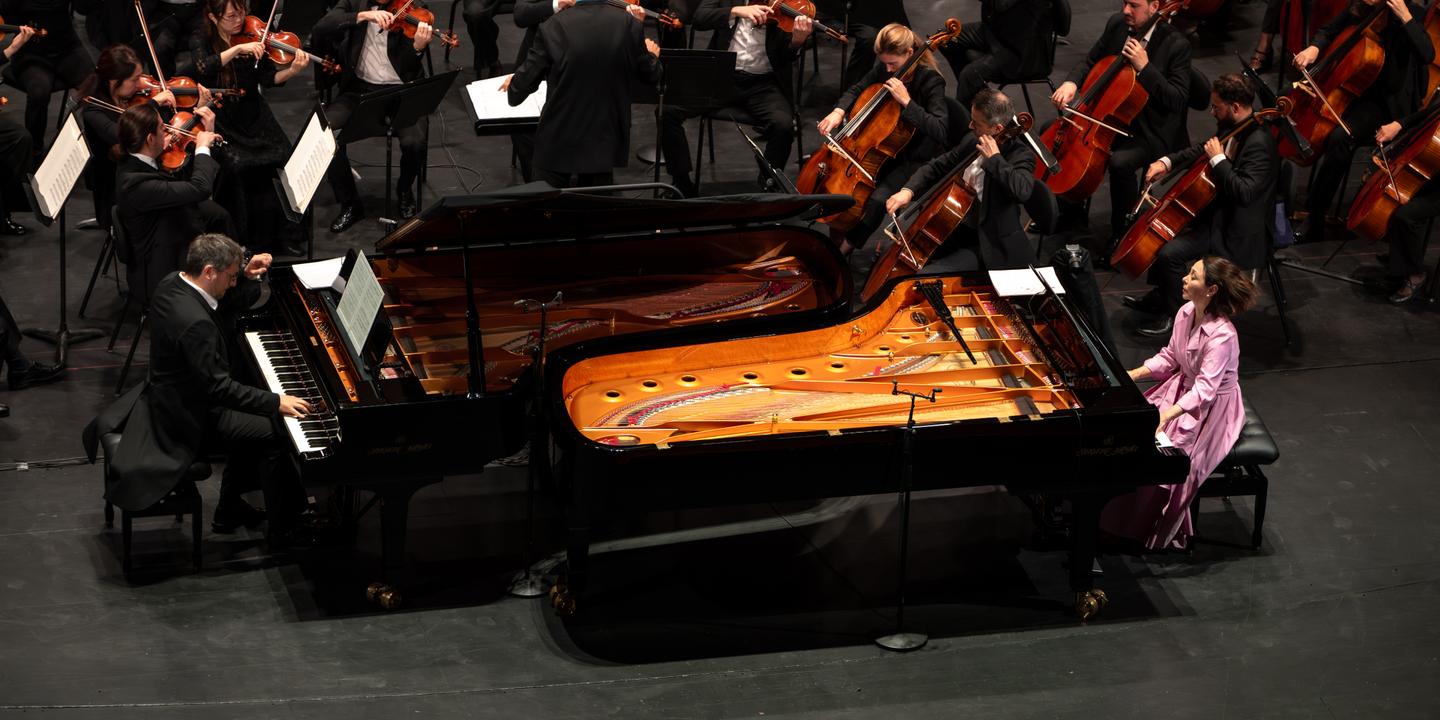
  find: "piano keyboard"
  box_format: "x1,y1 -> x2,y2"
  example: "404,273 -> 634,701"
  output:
244,330 -> 341,459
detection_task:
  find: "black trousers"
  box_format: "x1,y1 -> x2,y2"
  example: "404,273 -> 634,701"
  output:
0,111 -> 32,218
661,71 -> 794,191
845,158 -> 922,250
324,79 -> 430,208
151,2 -> 204,78
205,407 -> 306,534
540,169 -> 614,189
0,290 -> 30,376
1306,97 -> 1387,220
856,220 -> 982,299
1107,138 -> 1153,243
10,47 -> 93,157
1261,0 -> 1282,35
463,0 -> 505,70
1146,228 -> 1211,315
940,24 -> 1020,108
1387,178 -> 1440,277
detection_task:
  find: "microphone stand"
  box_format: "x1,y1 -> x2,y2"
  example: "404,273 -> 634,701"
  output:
508,291 -> 563,598
875,380 -> 940,653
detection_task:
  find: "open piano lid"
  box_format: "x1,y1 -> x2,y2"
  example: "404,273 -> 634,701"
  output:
375,185 -> 856,253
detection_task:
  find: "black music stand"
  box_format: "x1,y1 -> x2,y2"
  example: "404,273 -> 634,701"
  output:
336,70 -> 458,228
636,49 -> 736,189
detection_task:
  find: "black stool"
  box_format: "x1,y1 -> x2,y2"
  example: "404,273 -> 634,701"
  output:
101,432 -> 213,575
1189,398 -> 1279,550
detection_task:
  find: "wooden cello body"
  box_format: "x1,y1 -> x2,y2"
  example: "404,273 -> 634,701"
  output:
1280,0 -> 1349,59
1277,7 -> 1387,165
1346,104 -> 1440,241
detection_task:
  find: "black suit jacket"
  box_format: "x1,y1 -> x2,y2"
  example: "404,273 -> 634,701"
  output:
312,0 -> 428,88
114,152 -> 223,303
512,0 -> 554,63
1163,122 -> 1278,270
983,0 -> 1053,80
904,134 -> 1037,270
1313,3 -> 1433,121
102,272 -> 277,511
509,3 -> 661,174
694,0 -> 801,101
1065,14 -> 1192,156
835,63 -> 950,160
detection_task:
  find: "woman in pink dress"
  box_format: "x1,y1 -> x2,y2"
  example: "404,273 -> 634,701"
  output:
1102,256 -> 1258,550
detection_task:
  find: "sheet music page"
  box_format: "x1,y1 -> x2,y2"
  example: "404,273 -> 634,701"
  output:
291,256 -> 345,291
335,251 -> 384,356
989,267 -> 1067,297
278,111 -> 336,215
465,76 -> 546,121
31,114 -> 90,220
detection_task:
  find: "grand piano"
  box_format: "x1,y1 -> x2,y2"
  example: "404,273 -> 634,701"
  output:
547,271 -> 1188,618
238,188 -> 854,594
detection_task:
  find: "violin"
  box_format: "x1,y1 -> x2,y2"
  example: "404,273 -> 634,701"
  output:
83,95 -> 220,160
861,113 -> 1034,300
0,17 -> 44,40
795,19 -> 963,232
1036,0 -> 1186,202
131,75 -> 244,108
380,0 -> 460,49
749,0 -> 847,43
603,0 -> 681,29
1110,99 -> 1293,278
233,15 -> 342,74
1346,99 -> 1440,241
159,96 -> 227,172
1277,3 -> 1389,165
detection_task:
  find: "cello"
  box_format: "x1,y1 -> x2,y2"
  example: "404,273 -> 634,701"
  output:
795,19 -> 962,232
860,113 -> 1034,300
1110,99 -> 1293,278
1276,2 -> 1389,164
1345,98 -> 1440,241
1036,0 -> 1187,201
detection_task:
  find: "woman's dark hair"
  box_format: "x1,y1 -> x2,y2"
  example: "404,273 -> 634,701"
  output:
203,0 -> 249,85
1201,256 -> 1258,318
119,102 -> 162,154
77,45 -> 144,104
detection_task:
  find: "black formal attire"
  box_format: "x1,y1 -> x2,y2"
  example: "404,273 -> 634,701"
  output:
507,0 -> 558,183
0,289 -> 37,381
113,149 -> 233,305
1382,96 -> 1440,278
1059,14 -> 1192,242
313,0 -> 432,211
80,91 -> 169,234
0,92 -> 32,223
660,0 -> 801,196
150,0 -> 203,78
1303,4 -> 1433,225
463,0 -> 505,75
188,33 -> 298,251
508,1 -> 661,188
100,271 -> 302,533
940,0 -> 1051,107
813,0 -> 908,87
0,0 -> 96,158
1147,121 -> 1278,315
831,61 -> 949,255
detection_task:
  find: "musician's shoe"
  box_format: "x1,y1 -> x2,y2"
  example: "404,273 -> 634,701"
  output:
1248,45 -> 1274,74
1136,316 -> 1174,338
1389,273 -> 1427,304
1122,290 -> 1162,314
669,176 -> 698,199
8,362 -> 64,391
0,215 -> 28,236
211,499 -> 266,534
0,403 -> 9,418
329,205 -> 364,233
398,188 -> 418,219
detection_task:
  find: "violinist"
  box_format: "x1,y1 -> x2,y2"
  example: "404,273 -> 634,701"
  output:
1048,0 -> 1192,251
939,0 -> 1050,107
811,0 -> 909,86
0,21 -> 39,235
313,0 -> 438,233
1126,74 -> 1278,337
883,88 -> 1037,274
659,0 -> 813,198
0,0 -> 97,161
1292,0 -> 1433,242
191,0 -> 309,253
817,23 -> 949,273
1370,95 -> 1440,303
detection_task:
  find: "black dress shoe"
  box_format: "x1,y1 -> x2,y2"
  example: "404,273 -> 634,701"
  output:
1136,316 -> 1174,337
1122,291 -> 1162,313
329,205 -> 363,233
212,500 -> 266,534
0,216 -> 28,236
8,362 -> 64,390
0,403 -> 9,418
397,188 -> 418,219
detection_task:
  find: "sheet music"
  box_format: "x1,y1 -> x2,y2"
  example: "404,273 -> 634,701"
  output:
465,76 -> 546,121
989,267 -> 1067,297
30,114 -> 90,220
291,256 -> 345,291
278,111 -> 336,215
335,251 -> 385,356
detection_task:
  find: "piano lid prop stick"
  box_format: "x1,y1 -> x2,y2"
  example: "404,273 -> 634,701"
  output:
916,280 -> 977,365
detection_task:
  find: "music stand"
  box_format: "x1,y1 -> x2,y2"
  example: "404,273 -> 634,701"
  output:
635,49 -> 736,188
336,70 -> 458,228
276,104 -> 336,261
22,114 -> 104,367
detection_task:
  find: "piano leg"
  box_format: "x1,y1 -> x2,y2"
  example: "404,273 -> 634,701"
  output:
1068,492 -> 1111,622
351,475 -> 443,610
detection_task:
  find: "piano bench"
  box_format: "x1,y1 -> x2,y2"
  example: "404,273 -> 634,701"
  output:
1190,398 -> 1280,550
100,432 -> 213,576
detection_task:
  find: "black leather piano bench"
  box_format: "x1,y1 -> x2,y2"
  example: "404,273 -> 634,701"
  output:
100,433 -> 213,576
1189,398 -> 1280,550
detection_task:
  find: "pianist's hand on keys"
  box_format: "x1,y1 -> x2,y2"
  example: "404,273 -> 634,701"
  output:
279,394 -> 312,418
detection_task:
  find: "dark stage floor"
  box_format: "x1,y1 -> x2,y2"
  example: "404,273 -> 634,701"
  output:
2,0 -> 1439,717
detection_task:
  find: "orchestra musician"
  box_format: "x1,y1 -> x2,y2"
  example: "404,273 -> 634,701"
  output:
1104,256 -> 1256,551
0,289 -> 65,416
506,0 -> 657,189
190,0 -> 309,254
812,0 -> 909,87
882,88 -> 1036,275
1292,0 -> 1433,242
816,23 -> 949,271
461,0 -> 505,78
0,22 -> 38,235
150,0 -> 204,77
1125,74 -> 1278,337
113,101 -> 232,305
1049,0 -> 1193,254
312,0 -> 438,233
659,0 -> 814,198
1372,97 -> 1440,303
0,0 -> 96,161
939,0 -> 1051,107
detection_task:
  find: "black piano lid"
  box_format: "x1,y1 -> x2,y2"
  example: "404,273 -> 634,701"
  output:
375,185 -> 857,253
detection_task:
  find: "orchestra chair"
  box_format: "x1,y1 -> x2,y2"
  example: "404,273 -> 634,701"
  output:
107,207 -> 148,396
995,0 -> 1070,117
1188,396 -> 1279,550
694,104 -> 804,194
101,431 -> 212,576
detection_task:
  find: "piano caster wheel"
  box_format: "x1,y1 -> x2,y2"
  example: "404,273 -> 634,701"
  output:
365,582 -> 385,603
366,582 -> 402,610
1074,588 -> 1108,621
377,588 -> 403,611
550,583 -> 576,617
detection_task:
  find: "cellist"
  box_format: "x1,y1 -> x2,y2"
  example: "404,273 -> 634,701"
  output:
1292,0 -> 1433,242
1124,74 -> 1279,337
1369,93 -> 1440,302
1048,0 -> 1193,252
817,23 -> 949,272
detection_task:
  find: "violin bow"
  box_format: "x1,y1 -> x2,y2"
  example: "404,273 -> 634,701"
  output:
1291,55 -> 1352,137
887,211 -> 920,269
133,0 -> 168,87
1375,140 -> 1399,195
1057,105 -> 1133,138
256,0 -> 281,69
